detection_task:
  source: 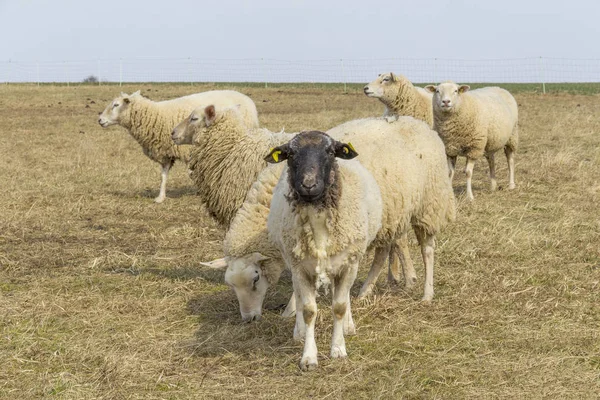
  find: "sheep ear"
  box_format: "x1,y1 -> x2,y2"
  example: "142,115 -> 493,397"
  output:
132,90 -> 141,96
199,257 -> 228,269
424,85 -> 437,93
204,105 -> 217,126
265,144 -> 290,163
123,96 -> 130,104
248,252 -> 270,264
458,85 -> 470,93
389,72 -> 396,82
120,92 -> 128,97
334,141 -> 358,160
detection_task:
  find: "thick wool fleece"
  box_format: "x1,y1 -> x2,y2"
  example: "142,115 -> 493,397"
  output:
118,90 -> 258,166
224,164 -> 286,285
228,117 -> 455,287
187,108 -> 295,227
380,76 -> 433,126
268,160 -> 382,285
433,87 -> 519,160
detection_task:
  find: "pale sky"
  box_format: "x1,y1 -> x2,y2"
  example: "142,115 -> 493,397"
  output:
1,0 -> 599,83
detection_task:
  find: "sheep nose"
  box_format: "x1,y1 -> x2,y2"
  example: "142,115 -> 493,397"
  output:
302,178 -> 317,190
171,130 -> 177,139
442,100 -> 451,105
363,85 -> 368,92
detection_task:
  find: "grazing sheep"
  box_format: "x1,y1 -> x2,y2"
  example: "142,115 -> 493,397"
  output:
98,90 -> 258,203
266,131 -> 383,370
364,73 -> 433,126
212,117 -> 455,325
424,82 -> 519,200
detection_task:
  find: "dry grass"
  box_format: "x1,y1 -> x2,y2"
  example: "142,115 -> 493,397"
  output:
1,84 -> 599,399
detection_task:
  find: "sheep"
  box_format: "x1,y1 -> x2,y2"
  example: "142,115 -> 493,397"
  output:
210,117 -> 455,324
98,90 -> 259,203
265,131 -> 383,370
171,104 -> 295,226
424,82 -> 519,201
364,73 -> 433,126
265,124 -> 455,369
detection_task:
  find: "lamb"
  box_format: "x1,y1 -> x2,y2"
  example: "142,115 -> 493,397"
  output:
364,73 -> 433,126
424,82 -> 519,201
98,90 -> 259,203
265,131 -> 383,370
210,117 -> 454,324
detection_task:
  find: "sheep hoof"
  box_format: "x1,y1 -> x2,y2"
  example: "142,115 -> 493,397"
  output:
154,196 -> 166,203
299,357 -> 318,371
421,294 -> 433,302
508,183 -> 516,190
330,346 -> 347,359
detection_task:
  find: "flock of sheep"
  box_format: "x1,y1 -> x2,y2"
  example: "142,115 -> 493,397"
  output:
97,73 -> 519,370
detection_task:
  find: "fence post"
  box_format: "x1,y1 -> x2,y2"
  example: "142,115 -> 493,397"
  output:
262,58 -> 268,88
539,56 -> 546,94
65,61 -> 69,87
37,62 -> 40,86
433,57 -> 438,84
188,57 -> 193,86
119,58 -> 123,87
97,59 -> 101,86
340,59 -> 347,93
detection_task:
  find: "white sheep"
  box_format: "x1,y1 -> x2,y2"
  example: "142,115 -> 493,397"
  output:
171,104 -> 295,226
364,73 -> 433,126
424,82 -> 519,201
188,106 -> 419,322
207,117 -> 455,325
98,90 -> 259,203
266,131 -> 382,370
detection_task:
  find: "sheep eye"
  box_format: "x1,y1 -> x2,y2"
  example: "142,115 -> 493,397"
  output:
454,90 -> 458,93
383,77 -> 390,82
113,103 -> 119,108
190,117 -> 198,122
252,273 -> 260,289
435,90 -> 439,93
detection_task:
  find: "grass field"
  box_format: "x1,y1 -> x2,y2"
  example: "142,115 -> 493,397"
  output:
0,83 -> 599,399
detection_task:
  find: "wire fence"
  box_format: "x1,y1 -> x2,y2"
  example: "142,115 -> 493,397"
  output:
2,57 -> 600,86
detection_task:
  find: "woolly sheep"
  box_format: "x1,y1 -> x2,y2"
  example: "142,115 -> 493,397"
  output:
424,82 -> 519,201
265,131 -> 383,370
215,117 -> 455,323
171,104 -> 295,226
190,106 -> 416,321
98,90 -> 259,203
364,73 -> 433,126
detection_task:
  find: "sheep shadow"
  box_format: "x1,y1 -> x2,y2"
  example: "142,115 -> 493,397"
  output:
183,285 -> 297,358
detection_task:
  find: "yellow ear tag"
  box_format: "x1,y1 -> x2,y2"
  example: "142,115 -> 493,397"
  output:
272,150 -> 281,162
347,142 -> 357,153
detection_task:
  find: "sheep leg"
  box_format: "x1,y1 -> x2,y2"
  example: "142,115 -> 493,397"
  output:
415,227 -> 436,302
486,153 -> 497,191
464,158 -> 475,201
392,234 -> 416,289
448,156 -> 457,182
281,293 -> 296,318
331,263 -> 358,359
505,146 -> 516,190
357,245 -> 390,299
343,291 -> 356,336
155,160 -> 173,203
294,273 -> 318,371
293,287 -> 306,341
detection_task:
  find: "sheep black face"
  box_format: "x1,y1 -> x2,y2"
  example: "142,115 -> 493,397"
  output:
265,131 -> 358,206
